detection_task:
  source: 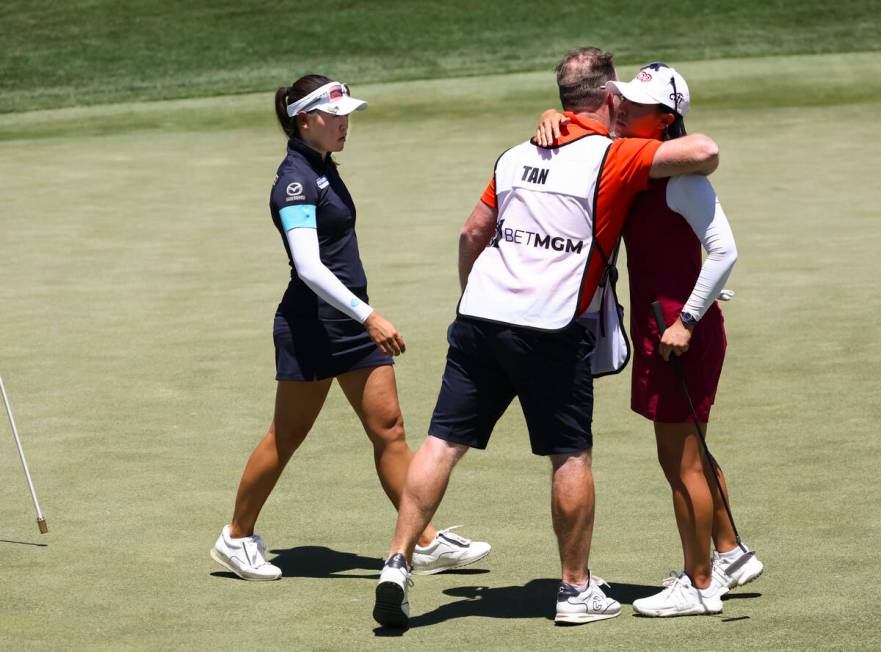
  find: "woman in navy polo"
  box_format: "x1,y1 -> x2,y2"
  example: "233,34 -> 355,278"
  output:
210,75 -> 489,580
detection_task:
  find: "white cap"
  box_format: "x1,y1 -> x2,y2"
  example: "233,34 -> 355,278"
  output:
286,81 -> 367,117
607,63 -> 690,116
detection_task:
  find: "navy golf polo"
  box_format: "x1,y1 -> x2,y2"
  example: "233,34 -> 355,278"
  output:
270,137 -> 369,321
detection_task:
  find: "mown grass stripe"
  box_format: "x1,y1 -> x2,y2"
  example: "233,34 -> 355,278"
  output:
2,0 -> 880,113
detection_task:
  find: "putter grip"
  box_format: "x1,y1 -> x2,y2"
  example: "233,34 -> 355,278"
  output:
651,301 -> 667,332
652,301 -> 686,374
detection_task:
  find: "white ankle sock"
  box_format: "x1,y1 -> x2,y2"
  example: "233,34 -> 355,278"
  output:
699,582 -> 723,597
717,545 -> 748,560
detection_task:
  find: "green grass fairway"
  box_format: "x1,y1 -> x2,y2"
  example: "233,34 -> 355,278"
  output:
2,52 -> 881,649
2,0 -> 880,113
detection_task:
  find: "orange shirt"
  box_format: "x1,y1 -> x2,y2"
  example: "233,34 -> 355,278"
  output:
479,113 -> 661,313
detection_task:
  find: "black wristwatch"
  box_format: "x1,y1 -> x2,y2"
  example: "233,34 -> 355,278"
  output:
679,311 -> 699,329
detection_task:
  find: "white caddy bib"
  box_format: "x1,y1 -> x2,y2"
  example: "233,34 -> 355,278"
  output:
459,135 -> 630,376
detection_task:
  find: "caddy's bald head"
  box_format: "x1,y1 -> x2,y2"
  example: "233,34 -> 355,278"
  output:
555,47 -> 616,113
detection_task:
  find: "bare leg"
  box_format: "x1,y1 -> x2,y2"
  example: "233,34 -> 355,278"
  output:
654,421 -> 717,588
550,449 -> 594,587
387,435 -> 469,561
709,464 -> 738,553
228,379 -> 332,538
337,365 -> 437,547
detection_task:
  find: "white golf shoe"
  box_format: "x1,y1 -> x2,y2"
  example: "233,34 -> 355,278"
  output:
411,526 -> 491,575
554,573 -> 622,624
713,547 -> 764,589
373,553 -> 413,628
210,525 -> 282,581
633,571 -> 727,617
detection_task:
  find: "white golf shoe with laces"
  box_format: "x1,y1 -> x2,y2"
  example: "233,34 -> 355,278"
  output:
713,547 -> 764,588
554,573 -> 622,624
210,525 -> 282,581
411,526 -> 491,575
633,571 -> 727,617
373,553 -> 413,628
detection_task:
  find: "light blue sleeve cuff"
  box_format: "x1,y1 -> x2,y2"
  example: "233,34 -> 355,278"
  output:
279,204 -> 317,231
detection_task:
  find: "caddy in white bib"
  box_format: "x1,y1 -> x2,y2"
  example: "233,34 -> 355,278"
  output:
459,134 -> 629,376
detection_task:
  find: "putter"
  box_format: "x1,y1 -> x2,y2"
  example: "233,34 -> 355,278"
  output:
651,302 -> 753,572
0,374 -> 48,534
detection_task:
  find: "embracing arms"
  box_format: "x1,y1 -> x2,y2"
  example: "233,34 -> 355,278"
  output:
535,109 -> 719,177
649,136 -> 719,178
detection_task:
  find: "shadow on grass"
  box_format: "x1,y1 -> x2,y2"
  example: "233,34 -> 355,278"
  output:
722,591 -> 762,601
0,538 -> 48,547
605,581 -> 664,605
209,545 -> 381,581
373,578 -> 557,635
270,546 -> 382,579
373,579 -> 660,634
211,546 -> 492,581
268,546 -> 492,580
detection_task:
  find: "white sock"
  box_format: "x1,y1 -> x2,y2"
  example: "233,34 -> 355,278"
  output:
699,583 -> 723,597
717,545 -> 748,560
568,571 -> 590,592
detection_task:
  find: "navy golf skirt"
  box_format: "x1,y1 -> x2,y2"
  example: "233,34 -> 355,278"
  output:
273,311 -> 393,381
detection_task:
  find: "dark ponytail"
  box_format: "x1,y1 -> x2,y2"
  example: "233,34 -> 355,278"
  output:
273,74 -> 335,140
662,112 -> 687,141
275,87 -> 295,138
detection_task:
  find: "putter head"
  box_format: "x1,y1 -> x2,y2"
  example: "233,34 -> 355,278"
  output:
723,550 -> 756,576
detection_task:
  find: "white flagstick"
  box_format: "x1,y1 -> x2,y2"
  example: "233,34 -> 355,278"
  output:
0,374 -> 47,533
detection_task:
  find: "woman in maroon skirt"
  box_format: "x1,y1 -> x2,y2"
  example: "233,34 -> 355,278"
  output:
608,63 -> 764,616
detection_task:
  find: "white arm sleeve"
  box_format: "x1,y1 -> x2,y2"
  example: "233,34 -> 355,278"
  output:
666,175 -> 738,320
286,227 -> 374,324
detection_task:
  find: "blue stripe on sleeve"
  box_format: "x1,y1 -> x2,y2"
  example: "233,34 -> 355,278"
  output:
279,204 -> 317,231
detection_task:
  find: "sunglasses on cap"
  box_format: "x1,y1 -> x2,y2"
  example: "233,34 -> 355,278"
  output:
286,82 -> 353,117
325,84 -> 349,102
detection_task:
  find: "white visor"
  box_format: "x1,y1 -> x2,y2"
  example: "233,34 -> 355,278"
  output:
286,81 -> 367,117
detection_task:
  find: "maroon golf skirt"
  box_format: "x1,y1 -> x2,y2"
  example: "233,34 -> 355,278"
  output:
630,299 -> 726,423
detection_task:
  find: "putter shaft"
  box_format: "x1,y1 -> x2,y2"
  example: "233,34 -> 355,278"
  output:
650,302 -> 743,548
0,374 -> 48,533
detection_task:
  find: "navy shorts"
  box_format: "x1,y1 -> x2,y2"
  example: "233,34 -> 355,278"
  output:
429,316 -> 595,456
273,312 -> 393,381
